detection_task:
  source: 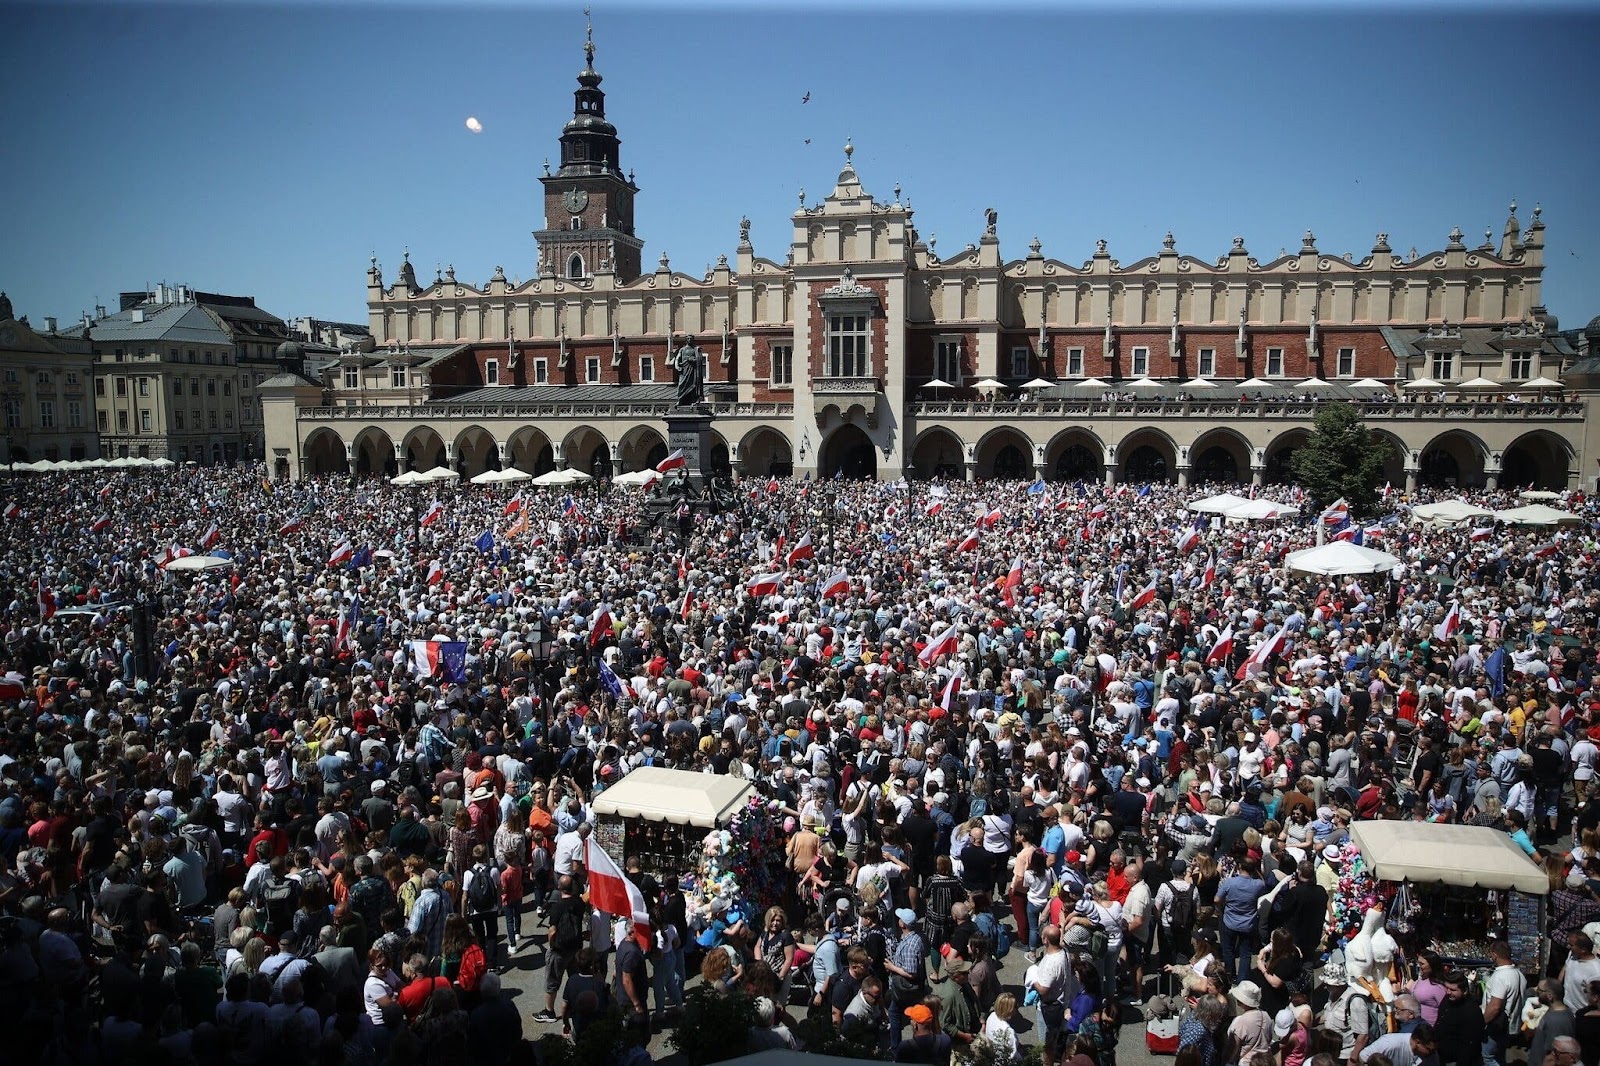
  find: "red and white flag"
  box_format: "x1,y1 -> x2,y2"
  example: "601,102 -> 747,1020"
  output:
424,560 -> 444,585
919,622 -> 960,665
91,515 -> 113,533
745,572 -> 785,597
1176,527 -> 1201,555
766,476 -> 780,495
585,836 -> 652,949
1234,627 -> 1286,680
503,492 -> 524,516
98,482 -> 115,500
786,532 -> 814,566
641,470 -> 661,493
589,606 -> 612,647
199,523 -> 221,549
1088,502 -> 1108,519
940,664 -> 965,713
328,541 -> 354,567
278,517 -> 304,535
1002,557 -> 1024,607
656,449 -> 687,473
420,499 -> 445,527
979,507 -> 1004,530
679,585 -> 694,621
161,544 -> 194,566
1433,602 -> 1461,642
1128,577 -> 1161,611
1470,526 -> 1494,542
924,497 -> 945,517
956,529 -> 980,553
1206,624 -> 1234,665
1201,555 -> 1217,588
37,586 -> 55,621
821,571 -> 851,599
2,502 -> 18,519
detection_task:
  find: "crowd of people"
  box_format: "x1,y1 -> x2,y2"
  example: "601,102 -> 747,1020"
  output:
0,460 -> 1595,1066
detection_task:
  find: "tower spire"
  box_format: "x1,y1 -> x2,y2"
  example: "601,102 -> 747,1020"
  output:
583,5 -> 594,69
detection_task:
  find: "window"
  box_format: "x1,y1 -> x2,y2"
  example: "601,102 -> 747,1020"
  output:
176,446 -> 187,462
117,411 -> 128,432
139,410 -> 151,432
170,348 -> 179,360
827,313 -> 869,377
1197,347 -> 1216,378
935,339 -> 962,385
208,412 -> 218,430
567,254 -> 585,280
115,377 -> 127,397
37,370 -> 52,386
65,372 -> 78,385
224,411 -> 233,428
172,378 -> 182,396
586,356 -> 601,383
137,377 -> 149,397
570,216 -> 582,230
189,379 -> 200,396
1067,347 -> 1084,377
114,347 -> 124,361
67,401 -> 82,428
186,351 -> 195,363
3,400 -> 19,429
39,401 -> 55,428
1337,347 -> 1356,378
174,410 -> 184,430
1011,346 -> 1030,379
390,366 -> 407,389
1266,347 -> 1285,377
222,380 -> 231,396
95,378 -> 106,396
1509,351 -> 1533,380
770,345 -> 792,386
97,410 -> 108,431
533,358 -> 548,385
639,355 -> 654,382
1131,346 -> 1149,377
485,359 -> 499,386
3,369 -> 17,384
1430,350 -> 1453,381
204,351 -> 212,364
206,380 -> 216,396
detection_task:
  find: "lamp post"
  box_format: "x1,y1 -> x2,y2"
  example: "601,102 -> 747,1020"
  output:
825,485 -> 837,561
4,432 -> 12,482
529,615 -> 554,740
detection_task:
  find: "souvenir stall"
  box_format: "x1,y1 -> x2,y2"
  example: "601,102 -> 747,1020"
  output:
1337,822 -> 1549,977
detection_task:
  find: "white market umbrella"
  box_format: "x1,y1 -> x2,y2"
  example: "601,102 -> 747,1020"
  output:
151,457 -> 175,468
1402,378 -> 1444,390
390,470 -> 428,487
1226,499 -> 1300,520
1124,377 -> 1163,389
1237,378 -> 1276,389
1180,378 -> 1217,389
468,470 -> 504,486
494,468 -> 534,484
163,554 -> 233,572
1293,377 -> 1337,390
1072,377 -> 1110,389
1349,378 -> 1390,390
1188,492 -> 1251,515
1285,541 -> 1401,576
1521,376 -> 1564,390
1410,499 -> 1495,526
612,469 -> 661,488
532,468 -> 593,486
419,466 -> 460,483
921,378 -> 954,391
1492,504 -> 1583,526
1021,377 -> 1056,390
1518,489 -> 1563,502
1455,376 -> 1502,390
32,459 -> 61,471
972,377 -> 1006,391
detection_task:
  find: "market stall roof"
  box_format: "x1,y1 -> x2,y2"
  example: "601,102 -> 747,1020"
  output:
591,766 -> 754,828
1492,503 -> 1584,526
1284,541 -> 1400,576
1410,499 -> 1496,525
1188,492 -> 1251,515
1349,821 -> 1547,895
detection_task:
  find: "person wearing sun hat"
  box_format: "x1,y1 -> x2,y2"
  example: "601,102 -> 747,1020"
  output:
1228,980 -> 1276,1064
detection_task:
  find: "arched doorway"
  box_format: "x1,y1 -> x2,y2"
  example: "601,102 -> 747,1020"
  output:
1419,431 -> 1487,489
1045,429 -> 1105,484
403,427 -> 447,472
739,428 -> 794,477
709,432 -> 731,476
1188,429 -> 1251,486
1501,431 -> 1571,490
507,427 -> 555,475
820,424 -> 877,480
1117,430 -> 1177,484
911,428 -> 964,480
975,429 -> 1034,480
1263,430 -> 1309,485
305,429 -> 349,476
619,426 -> 668,473
563,427 -> 611,478
453,426 -> 500,477
352,427 -> 395,477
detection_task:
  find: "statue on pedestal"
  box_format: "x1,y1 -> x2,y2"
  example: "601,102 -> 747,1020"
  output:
672,334 -> 704,407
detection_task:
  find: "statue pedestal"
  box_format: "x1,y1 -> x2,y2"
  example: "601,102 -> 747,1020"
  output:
665,406 -> 716,489
643,405 -> 735,531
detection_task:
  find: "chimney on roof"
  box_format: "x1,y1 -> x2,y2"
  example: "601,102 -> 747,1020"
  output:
44,317 -> 56,333
95,305 -> 106,320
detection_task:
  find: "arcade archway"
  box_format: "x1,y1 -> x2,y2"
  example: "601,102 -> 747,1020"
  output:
739,427 -> 793,477
911,427 -> 965,480
305,428 -> 349,477
975,428 -> 1034,480
1419,431 -> 1487,489
1501,431 -> 1572,490
1117,430 -> 1177,484
506,427 -> 555,475
402,427 -> 447,472
563,427 -> 612,478
352,427 -> 395,477
820,423 -> 877,480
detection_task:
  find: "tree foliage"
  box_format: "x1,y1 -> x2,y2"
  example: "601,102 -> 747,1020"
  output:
1288,402 -> 1391,517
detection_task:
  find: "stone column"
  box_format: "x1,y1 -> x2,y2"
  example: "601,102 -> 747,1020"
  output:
1175,464 -> 1191,490
1251,463 -> 1267,488
498,441 -> 511,468
1484,464 -> 1501,491
1103,463 -> 1118,488
1404,464 -> 1419,494
963,461 -> 977,482
393,442 -> 407,470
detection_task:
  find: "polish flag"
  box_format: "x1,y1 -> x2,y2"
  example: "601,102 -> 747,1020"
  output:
1128,577 -> 1161,611
1054,496 -> 1073,512
1470,526 -> 1494,542
420,499 -> 445,527
821,571 -> 851,599
919,622 -> 960,665
677,554 -> 689,582
1432,602 -> 1461,642
1201,555 -> 1216,588
767,476 -> 780,494
656,449 -> 687,473
641,470 -> 661,493
957,529 -> 980,553
589,606 -> 612,647
941,664 -> 965,713
162,544 -> 194,565
2,502 -> 18,519
745,572 -> 785,597
278,517 -> 304,535
503,492 -> 524,516
1206,624 -> 1234,665
327,541 -> 354,567
1320,499 -> 1350,527
924,498 -> 945,517
91,515 -> 113,533
585,836 -> 652,949
1088,502 -> 1108,519
425,560 -> 444,585
1175,527 -> 1201,554
1002,558 -> 1024,607
98,482 -> 115,500
979,507 -> 1004,530
38,586 -> 55,621
1234,627 -> 1286,681
786,532 -> 815,566
680,585 -> 694,621
199,523 -> 221,549
773,534 -> 785,565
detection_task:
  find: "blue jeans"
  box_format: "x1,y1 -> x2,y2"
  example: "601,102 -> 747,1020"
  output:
653,944 -> 685,1011
1219,925 -> 1257,982
501,899 -> 521,946
1027,901 -> 1046,949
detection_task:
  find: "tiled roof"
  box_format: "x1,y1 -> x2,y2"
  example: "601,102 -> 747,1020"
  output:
438,383 -> 677,405
85,302 -> 233,345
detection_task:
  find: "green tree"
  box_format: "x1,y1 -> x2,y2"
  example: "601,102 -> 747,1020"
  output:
1288,401 -> 1391,517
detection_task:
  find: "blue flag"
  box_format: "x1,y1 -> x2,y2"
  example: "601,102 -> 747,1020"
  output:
1075,481 -> 1087,498
474,530 -> 494,553
1137,484 -> 1152,497
598,660 -> 624,700
1485,646 -> 1506,697
347,545 -> 372,570
1026,477 -> 1047,496
834,467 -> 844,480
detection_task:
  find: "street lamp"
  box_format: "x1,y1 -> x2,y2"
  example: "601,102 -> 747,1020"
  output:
825,485 -> 837,560
529,615 -> 554,738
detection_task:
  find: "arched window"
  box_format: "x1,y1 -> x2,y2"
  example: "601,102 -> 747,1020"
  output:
567,254 -> 585,280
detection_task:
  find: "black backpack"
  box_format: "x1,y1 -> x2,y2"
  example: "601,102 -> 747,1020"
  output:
467,863 -> 497,914
1165,881 -> 1196,936
261,876 -> 298,936
552,900 -> 585,952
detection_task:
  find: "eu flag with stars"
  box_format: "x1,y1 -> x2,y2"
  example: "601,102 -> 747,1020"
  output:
474,530 -> 494,553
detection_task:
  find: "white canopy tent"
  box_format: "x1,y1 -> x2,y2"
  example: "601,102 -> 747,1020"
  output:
1402,377 -> 1444,390
1285,541 -> 1401,576
468,470 -> 504,486
590,766 -> 755,828
1348,821 -> 1548,895
1349,378 -> 1391,390
612,469 -> 660,488
1492,504 -> 1584,526
1071,378 -> 1109,390
1187,492 -> 1251,515
1225,499 -> 1299,521
1124,376 -> 1163,389
1180,378 -> 1217,389
418,466 -> 460,483
390,470 -> 429,487
532,468 -> 594,487
1518,489 -> 1563,502
162,554 -> 234,572
1410,499 -> 1496,526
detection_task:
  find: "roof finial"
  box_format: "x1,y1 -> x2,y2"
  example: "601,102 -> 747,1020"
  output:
583,6 -> 595,68
843,137 -> 853,163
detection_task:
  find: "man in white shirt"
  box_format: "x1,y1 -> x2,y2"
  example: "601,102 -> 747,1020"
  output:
553,821 -> 590,881
1561,931 -> 1600,1012
1482,939 -> 1527,1066
1572,736 -> 1599,801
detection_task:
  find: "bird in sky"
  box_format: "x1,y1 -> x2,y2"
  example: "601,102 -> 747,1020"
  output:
801,91 -> 810,104
804,138 -> 811,145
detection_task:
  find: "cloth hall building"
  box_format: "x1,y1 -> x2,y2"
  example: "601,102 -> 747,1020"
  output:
263,33 -> 1590,494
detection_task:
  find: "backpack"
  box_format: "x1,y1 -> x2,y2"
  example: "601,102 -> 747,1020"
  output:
972,909 -> 1012,960
552,900 -> 585,953
261,876 -> 298,936
467,863 -> 496,914
1165,881 -> 1196,937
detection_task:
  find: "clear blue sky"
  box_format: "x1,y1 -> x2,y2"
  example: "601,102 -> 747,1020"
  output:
3,1 -> 1597,331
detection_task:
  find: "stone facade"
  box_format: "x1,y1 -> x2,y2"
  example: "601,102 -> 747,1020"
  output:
0,294 -> 100,464
266,30 -> 1585,494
